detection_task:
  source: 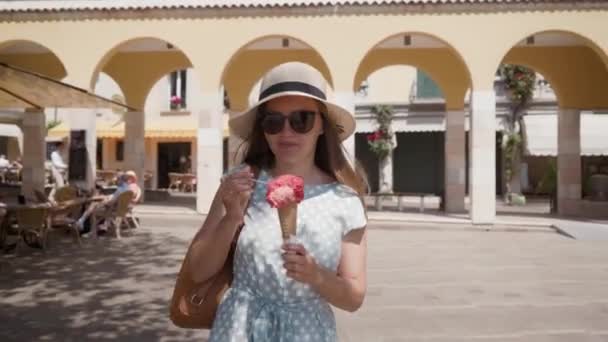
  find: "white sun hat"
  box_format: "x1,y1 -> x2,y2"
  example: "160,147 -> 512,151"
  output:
228,62 -> 355,141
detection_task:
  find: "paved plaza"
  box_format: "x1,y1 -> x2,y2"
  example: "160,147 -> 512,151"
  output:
1,209 -> 608,342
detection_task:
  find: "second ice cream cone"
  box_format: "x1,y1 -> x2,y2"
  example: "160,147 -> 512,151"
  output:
277,203 -> 297,240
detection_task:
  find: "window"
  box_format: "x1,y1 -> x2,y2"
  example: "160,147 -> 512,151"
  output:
416,70 -> 443,99
170,69 -> 187,109
116,140 -> 124,161
97,139 -> 103,169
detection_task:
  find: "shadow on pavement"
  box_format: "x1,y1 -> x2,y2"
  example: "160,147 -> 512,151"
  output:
0,229 -> 208,342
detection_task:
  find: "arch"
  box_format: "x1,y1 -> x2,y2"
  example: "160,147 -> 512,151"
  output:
497,30 -> 608,109
353,32 -> 472,109
220,35 -> 334,112
361,64 -> 445,103
0,39 -> 67,79
89,37 -> 194,109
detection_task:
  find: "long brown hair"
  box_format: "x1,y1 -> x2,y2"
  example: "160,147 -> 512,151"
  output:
236,101 -> 369,196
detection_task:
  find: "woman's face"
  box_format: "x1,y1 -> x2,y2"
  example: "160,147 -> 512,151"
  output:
261,95 -> 324,165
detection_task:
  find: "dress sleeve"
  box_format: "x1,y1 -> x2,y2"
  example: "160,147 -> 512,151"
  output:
341,192 -> 368,237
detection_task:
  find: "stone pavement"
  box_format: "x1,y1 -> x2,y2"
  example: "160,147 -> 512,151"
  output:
1,213 -> 608,341
135,203 -> 608,240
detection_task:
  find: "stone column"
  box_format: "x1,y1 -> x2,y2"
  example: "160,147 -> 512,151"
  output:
444,109 -> 466,213
68,109 -> 97,190
378,153 -> 394,193
21,109 -> 46,201
469,91 -> 496,225
557,108 -> 581,216
197,91 -> 224,214
124,111 -> 145,198
333,91 -> 356,165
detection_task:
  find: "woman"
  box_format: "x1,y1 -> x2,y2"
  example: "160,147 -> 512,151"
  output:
187,62 -> 368,341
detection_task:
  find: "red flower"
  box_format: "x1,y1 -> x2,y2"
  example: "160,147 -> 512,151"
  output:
367,132 -> 377,142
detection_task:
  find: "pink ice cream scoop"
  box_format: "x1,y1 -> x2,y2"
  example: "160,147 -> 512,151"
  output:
265,175 -> 304,208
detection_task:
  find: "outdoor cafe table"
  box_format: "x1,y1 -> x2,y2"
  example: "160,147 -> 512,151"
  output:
0,197 -> 97,249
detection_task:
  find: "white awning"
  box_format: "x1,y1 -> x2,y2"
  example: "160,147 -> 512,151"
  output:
356,115 -> 508,133
525,113 -> 608,156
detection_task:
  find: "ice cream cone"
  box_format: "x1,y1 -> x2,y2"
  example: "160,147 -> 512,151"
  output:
277,203 -> 297,240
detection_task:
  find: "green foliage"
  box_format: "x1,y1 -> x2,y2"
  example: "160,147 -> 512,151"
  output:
503,132 -> 521,182
499,64 -> 536,106
366,105 -> 395,160
46,119 -> 62,131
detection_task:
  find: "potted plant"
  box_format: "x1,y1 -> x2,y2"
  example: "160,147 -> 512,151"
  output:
170,95 -> 183,110
498,64 -> 536,205
367,105 -> 395,193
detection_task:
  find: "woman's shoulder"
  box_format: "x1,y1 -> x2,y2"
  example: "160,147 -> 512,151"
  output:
333,182 -> 362,198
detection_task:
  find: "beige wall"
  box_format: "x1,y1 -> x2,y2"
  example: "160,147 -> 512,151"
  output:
101,51 -> 192,109
0,11 -> 607,107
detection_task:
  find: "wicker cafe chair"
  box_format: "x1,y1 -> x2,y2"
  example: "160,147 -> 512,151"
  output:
96,191 -> 134,239
168,173 -> 182,191
34,190 -> 52,204
15,206 -> 50,252
54,186 -> 78,203
49,186 -> 82,245
180,174 -> 196,193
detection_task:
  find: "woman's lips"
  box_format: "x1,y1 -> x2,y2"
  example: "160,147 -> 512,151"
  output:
277,141 -> 299,150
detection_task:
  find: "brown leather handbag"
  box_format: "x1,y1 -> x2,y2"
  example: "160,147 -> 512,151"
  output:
169,167 -> 257,329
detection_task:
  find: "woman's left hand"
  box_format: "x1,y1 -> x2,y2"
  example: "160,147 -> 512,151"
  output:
282,243 -> 323,286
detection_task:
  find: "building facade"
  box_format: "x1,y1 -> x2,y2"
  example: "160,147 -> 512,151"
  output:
1,0 -> 608,222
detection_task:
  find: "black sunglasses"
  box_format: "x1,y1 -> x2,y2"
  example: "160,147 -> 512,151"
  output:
260,110 -> 317,135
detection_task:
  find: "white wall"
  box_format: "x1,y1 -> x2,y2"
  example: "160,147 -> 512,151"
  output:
355,65 -> 417,105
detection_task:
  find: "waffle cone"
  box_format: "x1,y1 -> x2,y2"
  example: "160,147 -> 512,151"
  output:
277,203 -> 297,240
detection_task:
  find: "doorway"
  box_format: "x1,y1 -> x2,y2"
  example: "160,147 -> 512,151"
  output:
157,142 -> 191,189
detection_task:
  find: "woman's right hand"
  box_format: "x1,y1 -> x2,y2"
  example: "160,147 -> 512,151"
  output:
220,165 -> 255,223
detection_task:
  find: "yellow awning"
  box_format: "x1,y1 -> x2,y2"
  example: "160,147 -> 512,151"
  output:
48,116 -> 230,139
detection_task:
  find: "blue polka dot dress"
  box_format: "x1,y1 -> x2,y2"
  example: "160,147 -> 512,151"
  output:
208,169 -> 367,342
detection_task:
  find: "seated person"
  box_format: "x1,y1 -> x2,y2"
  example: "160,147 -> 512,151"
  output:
75,170 -> 141,234
124,170 -> 142,204
0,155 -> 10,169
75,174 -> 128,233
